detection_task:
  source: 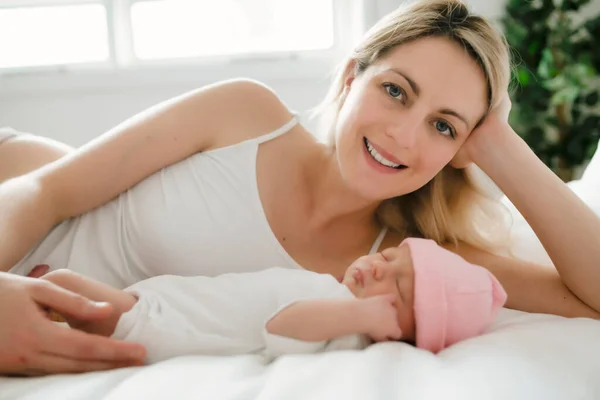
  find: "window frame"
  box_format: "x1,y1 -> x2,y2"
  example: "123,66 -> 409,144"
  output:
0,0 -> 366,79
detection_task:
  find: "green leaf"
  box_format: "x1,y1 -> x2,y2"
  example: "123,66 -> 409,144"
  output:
572,62 -> 596,79
528,41 -> 541,56
517,67 -> 531,86
505,19 -> 530,45
538,48 -> 558,79
543,74 -> 568,90
551,86 -> 580,105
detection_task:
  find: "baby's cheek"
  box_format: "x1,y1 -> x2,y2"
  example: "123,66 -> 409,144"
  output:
397,306 -> 416,342
369,283 -> 397,298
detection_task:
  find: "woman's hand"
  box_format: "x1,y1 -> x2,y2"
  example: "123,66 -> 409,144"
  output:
0,272 -> 145,376
451,92 -> 513,169
41,269 -> 137,337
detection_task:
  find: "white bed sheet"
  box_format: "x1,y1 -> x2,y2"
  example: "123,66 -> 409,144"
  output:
2,308 -> 599,400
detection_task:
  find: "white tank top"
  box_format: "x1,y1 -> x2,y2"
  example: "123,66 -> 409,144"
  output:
10,117 -> 388,288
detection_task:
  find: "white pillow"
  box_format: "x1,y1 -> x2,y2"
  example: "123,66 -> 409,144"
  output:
502,139 -> 600,266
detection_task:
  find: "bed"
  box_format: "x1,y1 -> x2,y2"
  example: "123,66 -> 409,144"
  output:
2,147 -> 600,400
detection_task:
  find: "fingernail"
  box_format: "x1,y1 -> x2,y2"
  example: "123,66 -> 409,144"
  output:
86,301 -> 110,313
28,264 -> 50,278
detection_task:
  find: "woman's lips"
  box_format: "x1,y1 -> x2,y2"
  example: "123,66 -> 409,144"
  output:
362,141 -> 404,174
365,137 -> 404,165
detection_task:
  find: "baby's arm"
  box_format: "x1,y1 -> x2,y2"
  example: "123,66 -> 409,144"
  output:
266,294 -> 402,343
41,269 -> 137,336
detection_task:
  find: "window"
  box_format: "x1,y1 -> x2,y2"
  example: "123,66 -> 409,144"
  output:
0,0 -> 345,72
0,3 -> 108,69
131,0 -> 334,60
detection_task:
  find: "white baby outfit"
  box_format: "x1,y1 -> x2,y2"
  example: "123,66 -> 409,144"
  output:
112,267 -> 368,364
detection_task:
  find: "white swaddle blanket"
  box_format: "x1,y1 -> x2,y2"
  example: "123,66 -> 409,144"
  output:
111,267 -> 368,364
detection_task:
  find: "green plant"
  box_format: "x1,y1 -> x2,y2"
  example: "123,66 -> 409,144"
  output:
502,0 -> 600,181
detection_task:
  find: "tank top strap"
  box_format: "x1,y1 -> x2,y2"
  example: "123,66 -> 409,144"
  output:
369,227 -> 388,254
254,115 -> 298,145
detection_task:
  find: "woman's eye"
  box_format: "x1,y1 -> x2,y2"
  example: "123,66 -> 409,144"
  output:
435,120 -> 455,138
383,83 -> 405,101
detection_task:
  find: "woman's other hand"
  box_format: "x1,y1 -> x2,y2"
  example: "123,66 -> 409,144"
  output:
451,91 -> 512,169
0,272 -> 145,376
40,269 -> 137,337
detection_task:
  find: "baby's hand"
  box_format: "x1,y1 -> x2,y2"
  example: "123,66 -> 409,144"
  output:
358,294 -> 402,342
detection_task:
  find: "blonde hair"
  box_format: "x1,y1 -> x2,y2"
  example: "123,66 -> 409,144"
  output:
315,0 -> 513,253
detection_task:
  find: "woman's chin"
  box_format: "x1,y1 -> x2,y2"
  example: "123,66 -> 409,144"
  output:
341,165 -> 423,203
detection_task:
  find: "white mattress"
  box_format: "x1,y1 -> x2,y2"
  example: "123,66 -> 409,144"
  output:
1,308 -> 599,400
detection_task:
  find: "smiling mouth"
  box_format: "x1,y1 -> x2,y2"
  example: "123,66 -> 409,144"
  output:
363,138 -> 407,170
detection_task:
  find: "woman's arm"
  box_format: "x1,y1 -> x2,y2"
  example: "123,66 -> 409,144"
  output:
0,133 -> 73,184
464,99 -> 600,314
0,79 -> 292,271
446,242 -> 600,319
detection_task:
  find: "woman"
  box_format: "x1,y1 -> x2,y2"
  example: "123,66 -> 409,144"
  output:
1,0 -> 599,376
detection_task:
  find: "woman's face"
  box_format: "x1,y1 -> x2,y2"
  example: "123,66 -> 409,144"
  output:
334,36 -> 488,201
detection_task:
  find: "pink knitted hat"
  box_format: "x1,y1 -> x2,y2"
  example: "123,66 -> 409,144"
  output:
401,238 -> 507,353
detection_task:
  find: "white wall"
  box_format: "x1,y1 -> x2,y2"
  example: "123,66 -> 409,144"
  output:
0,61 -> 332,146
0,0 -> 506,147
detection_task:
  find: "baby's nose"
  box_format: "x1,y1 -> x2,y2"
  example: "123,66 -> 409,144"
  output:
371,262 -> 389,280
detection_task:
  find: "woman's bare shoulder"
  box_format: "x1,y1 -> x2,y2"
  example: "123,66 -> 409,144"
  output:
205,78 -> 296,150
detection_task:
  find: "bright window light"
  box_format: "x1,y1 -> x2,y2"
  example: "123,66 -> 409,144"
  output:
131,0 -> 334,60
0,4 -> 109,69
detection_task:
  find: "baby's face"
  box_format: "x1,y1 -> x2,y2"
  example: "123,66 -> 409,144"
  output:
342,249 -> 416,342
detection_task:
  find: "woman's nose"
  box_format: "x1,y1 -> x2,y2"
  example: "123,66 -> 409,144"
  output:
385,111 -> 423,149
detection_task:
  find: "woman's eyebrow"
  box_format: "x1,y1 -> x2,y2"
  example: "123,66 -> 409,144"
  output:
385,68 -> 419,96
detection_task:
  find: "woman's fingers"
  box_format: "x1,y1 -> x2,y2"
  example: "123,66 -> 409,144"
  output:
42,322 -> 146,362
18,352 -> 141,376
30,278 -> 145,362
0,273 -> 143,375
29,279 -> 113,320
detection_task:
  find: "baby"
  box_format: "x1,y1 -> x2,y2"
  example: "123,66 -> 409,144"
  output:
41,238 -> 506,363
